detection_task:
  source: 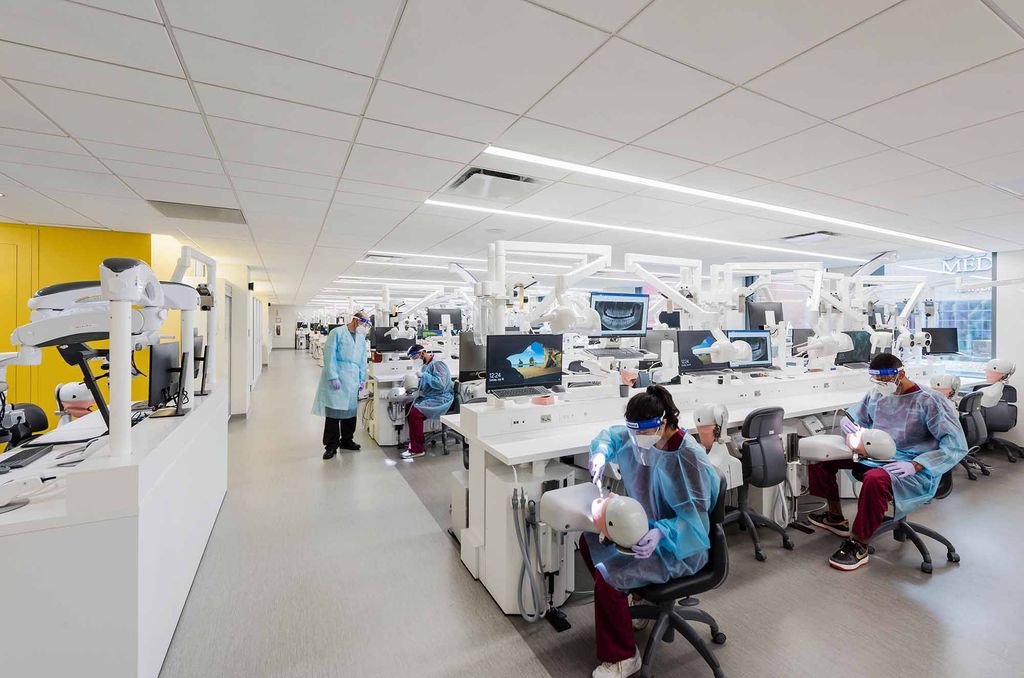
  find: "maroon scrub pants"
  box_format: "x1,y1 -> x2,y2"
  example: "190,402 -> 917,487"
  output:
808,460 -> 894,542
579,537 -> 635,663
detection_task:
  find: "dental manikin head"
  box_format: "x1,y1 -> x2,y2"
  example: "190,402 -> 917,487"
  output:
846,428 -> 897,461
591,493 -> 649,553
985,358 -> 1015,384
693,402 -> 728,452
930,374 -> 961,399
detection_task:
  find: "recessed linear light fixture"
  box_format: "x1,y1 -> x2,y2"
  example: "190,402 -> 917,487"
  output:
482,146 -> 985,255
424,199 -> 868,263
367,249 -> 572,269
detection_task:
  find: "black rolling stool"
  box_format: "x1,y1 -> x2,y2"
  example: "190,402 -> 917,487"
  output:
723,406 -> 793,561
862,468 -> 959,574
628,472 -> 729,678
957,390 -> 990,480
972,383 -> 1023,462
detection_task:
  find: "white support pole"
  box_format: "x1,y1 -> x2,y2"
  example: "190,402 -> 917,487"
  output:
108,300 -> 132,457
181,308 -> 196,407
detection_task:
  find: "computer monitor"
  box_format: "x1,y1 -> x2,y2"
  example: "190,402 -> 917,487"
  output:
458,330 -> 486,379
925,327 -> 959,355
676,330 -> 729,373
148,341 -> 181,409
642,329 -> 677,355
485,334 -> 563,392
727,330 -> 772,368
427,308 -> 462,332
791,328 -> 815,355
192,335 -> 204,378
590,292 -> 649,337
836,330 -> 872,365
658,311 -> 681,329
372,326 -> 415,353
746,301 -> 784,330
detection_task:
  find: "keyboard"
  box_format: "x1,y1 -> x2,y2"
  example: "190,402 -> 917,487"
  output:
586,347 -> 646,360
0,444 -> 54,472
490,386 -> 550,399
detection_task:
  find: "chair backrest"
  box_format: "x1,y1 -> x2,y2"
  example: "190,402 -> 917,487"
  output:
934,469 -> 954,500
706,470 -> 729,589
972,384 -> 1018,433
739,406 -> 787,487
7,403 -> 49,448
957,390 -> 988,447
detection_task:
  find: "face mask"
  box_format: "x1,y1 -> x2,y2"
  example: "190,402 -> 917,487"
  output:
872,380 -> 898,397
355,324 -> 370,336
634,433 -> 661,450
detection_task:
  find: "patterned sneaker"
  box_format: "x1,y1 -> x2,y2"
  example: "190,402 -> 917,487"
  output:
401,449 -> 425,459
808,511 -> 851,537
829,539 -> 870,571
592,650 -> 641,678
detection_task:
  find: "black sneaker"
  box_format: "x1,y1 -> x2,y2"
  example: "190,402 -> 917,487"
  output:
323,447 -> 337,460
808,511 -> 851,538
339,441 -> 361,451
829,539 -> 870,571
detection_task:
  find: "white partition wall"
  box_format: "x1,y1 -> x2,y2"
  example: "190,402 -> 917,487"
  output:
995,249 -> 1024,445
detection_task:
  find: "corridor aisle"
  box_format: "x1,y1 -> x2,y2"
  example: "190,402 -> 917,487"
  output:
159,350 -> 548,678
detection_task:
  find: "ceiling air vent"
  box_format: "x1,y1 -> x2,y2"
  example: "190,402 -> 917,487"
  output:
780,230 -> 838,244
147,200 -> 246,224
443,167 -> 547,202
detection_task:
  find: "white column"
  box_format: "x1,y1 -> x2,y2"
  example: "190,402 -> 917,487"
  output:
108,300 -> 132,456
995,249 -> 1024,444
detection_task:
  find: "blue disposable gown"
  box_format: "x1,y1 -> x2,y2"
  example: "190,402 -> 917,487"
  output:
412,358 -> 454,418
311,327 -> 367,419
848,386 -> 967,517
585,426 -> 720,592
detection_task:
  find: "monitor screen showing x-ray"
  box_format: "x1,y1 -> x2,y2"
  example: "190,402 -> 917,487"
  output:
590,292 -> 649,337
727,329 -> 772,368
485,334 -> 564,391
676,330 -> 729,373
836,330 -> 872,365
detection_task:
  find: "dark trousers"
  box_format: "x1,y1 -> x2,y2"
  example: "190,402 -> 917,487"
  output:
407,406 -> 426,453
808,460 -> 894,542
323,416 -> 356,451
579,537 -> 635,663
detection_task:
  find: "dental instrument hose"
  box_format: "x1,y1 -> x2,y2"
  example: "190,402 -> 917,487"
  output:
512,489 -> 546,623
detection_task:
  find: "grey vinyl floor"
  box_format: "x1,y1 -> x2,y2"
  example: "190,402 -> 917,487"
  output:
161,349 -> 1024,678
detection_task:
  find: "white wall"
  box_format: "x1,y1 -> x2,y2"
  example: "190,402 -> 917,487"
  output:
219,264 -> 251,417
270,304 -> 318,349
995,249 -> 1024,444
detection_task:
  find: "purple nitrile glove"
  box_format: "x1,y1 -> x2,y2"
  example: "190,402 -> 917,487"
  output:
884,460 -> 916,478
632,528 -> 663,559
840,417 -> 861,436
329,379 -> 342,390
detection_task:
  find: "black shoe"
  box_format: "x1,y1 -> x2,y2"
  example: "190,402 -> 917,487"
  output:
829,539 -> 870,571
339,441 -> 361,451
808,511 -> 851,538
323,447 -> 337,460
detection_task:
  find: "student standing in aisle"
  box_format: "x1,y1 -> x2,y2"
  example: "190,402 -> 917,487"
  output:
312,311 -> 370,459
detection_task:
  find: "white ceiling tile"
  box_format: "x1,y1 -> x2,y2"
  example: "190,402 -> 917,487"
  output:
184,236 -> 260,264
902,112 -> 1024,166
636,89 -> 819,163
163,0 -> 402,76
955,150 -> 1024,186
334,179 -> 431,203
719,124 -> 886,180
208,117 -> 348,175
694,215 -> 804,241
529,38 -> 732,141
0,80 -> 61,134
998,0 -> 1024,25
332,191 -> 421,213
731,182 -> 828,207
39,189 -> 161,225
497,118 -> 621,164
841,169 -> 978,207
0,0 -> 182,75
0,182 -> 100,225
836,51 -> 1024,146
883,185 -> 1021,220
366,81 -> 517,143
0,42 -> 195,111
225,162 -> 336,188
83,140 -> 221,172
560,171 -> 646,194
381,0 -> 605,113
247,212 -> 325,244
579,194 -> 729,227
236,192 -> 329,218
591,146 -> 703,181
121,177 -> 237,207
0,128 -> 83,154
231,177 -> 333,202
510,182 -> 625,216
175,31 -> 371,113
15,82 -> 216,156
747,0 -> 1023,118
785,150 -> 936,194
178,220 -> 252,241
105,159 -> 230,188
356,120 -> 484,163
196,85 -> 358,141
0,161 -> 132,196
319,204 -> 409,248
515,221 -> 606,243
0,145 -> 108,172
668,166 -> 770,194
531,0 -> 648,31
956,211 -> 1024,244
342,144 -> 462,192
621,0 -> 899,83
74,0 -> 161,21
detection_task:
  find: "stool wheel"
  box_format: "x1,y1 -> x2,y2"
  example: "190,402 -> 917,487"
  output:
921,562 -> 933,574
754,551 -> 766,562
782,538 -> 794,550
947,551 -> 960,563
712,632 -> 727,645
